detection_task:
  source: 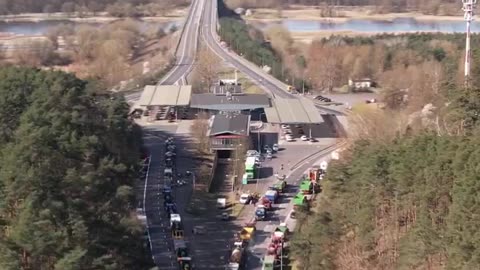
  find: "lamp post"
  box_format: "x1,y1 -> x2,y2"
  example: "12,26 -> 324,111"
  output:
192,172 -> 196,190
234,143 -> 242,188
280,240 -> 284,270
258,113 -> 266,153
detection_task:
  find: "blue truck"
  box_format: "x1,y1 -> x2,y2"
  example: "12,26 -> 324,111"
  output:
255,206 -> 267,220
264,190 -> 279,203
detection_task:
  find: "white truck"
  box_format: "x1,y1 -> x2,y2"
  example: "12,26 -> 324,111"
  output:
217,198 -> 227,209
170,213 -> 181,227
225,242 -> 244,270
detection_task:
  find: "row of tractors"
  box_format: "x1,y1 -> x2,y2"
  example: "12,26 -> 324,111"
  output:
262,223 -> 290,270
224,219 -> 256,270
291,165 -> 326,219
225,178 -> 287,270
224,165 -> 327,269
261,165 -> 327,269
163,137 -> 192,270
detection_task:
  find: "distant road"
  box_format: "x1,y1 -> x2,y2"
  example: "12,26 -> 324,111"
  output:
159,0 -> 205,86
201,0 -> 294,99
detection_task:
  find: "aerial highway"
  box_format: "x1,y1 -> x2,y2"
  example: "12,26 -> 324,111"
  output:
159,0 -> 204,86
139,1 -> 346,269
140,1 -> 204,269
125,0 -> 203,103
201,0 -> 294,99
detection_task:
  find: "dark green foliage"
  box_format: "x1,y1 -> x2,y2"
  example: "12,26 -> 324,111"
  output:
292,134 -> 480,269
0,67 -> 152,270
218,17 -> 299,85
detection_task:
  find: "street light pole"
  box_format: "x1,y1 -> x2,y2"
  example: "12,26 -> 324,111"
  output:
257,131 -> 261,153
192,172 -> 196,189
280,240 -> 284,270
257,112 -> 266,153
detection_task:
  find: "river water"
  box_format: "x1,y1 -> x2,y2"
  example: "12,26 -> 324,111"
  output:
256,17 -> 480,33
0,19 -> 182,36
2,17 -> 478,36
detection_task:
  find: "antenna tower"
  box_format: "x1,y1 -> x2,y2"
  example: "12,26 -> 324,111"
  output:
463,0 -> 477,85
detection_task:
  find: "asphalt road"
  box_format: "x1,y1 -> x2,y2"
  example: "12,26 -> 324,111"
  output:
142,124 -> 201,269
159,0 -> 204,86
245,143 -> 343,270
136,1 -> 351,268
201,0 -> 293,99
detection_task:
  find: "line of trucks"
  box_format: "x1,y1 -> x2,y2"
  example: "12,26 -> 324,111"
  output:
261,165 -> 327,270
290,165 -> 326,219
225,164 -> 327,269
224,178 -> 286,270
163,137 -> 192,270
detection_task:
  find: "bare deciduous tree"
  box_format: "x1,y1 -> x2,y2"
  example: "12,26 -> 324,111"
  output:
307,43 -> 342,92
190,112 -> 211,155
12,40 -> 55,67
194,48 -> 219,91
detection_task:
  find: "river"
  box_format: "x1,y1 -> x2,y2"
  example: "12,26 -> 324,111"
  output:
0,19 -> 182,36
254,17 -> 480,33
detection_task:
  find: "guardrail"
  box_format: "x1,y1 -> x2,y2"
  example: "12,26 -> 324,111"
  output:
290,141 -> 346,171
206,153 -> 218,192
143,155 -> 153,252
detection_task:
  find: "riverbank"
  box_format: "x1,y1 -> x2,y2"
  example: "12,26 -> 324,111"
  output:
289,30 -> 367,43
244,5 -> 464,22
289,29 -> 461,43
0,10 -> 187,23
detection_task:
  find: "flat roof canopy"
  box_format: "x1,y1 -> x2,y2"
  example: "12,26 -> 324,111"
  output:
138,85 -> 192,106
208,113 -> 250,136
190,93 -> 270,111
264,97 -> 324,124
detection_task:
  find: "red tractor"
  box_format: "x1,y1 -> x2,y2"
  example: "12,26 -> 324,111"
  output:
267,241 -> 282,258
258,196 -> 272,210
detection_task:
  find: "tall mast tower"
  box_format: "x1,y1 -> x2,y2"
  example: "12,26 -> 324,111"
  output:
463,0 -> 477,84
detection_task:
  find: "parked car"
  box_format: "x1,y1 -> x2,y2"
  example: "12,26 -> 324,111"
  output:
301,135 -> 309,141
239,194 -> 252,204
283,129 -> 292,134
221,212 -> 230,221
246,150 -> 260,157
285,134 -> 294,142
281,124 -> 289,129
272,144 -> 279,152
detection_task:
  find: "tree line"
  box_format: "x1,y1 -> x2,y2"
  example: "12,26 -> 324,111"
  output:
225,0 -> 462,15
0,0 -> 189,16
289,28 -> 480,270
0,66 -> 153,269
218,17 -> 308,91
291,129 -> 480,269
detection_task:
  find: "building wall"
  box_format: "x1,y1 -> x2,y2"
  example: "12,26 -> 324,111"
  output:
210,137 -> 242,150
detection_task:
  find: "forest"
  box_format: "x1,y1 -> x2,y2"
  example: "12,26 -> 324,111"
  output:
0,0 -> 189,16
289,23 -> 480,270
0,67 -> 152,270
